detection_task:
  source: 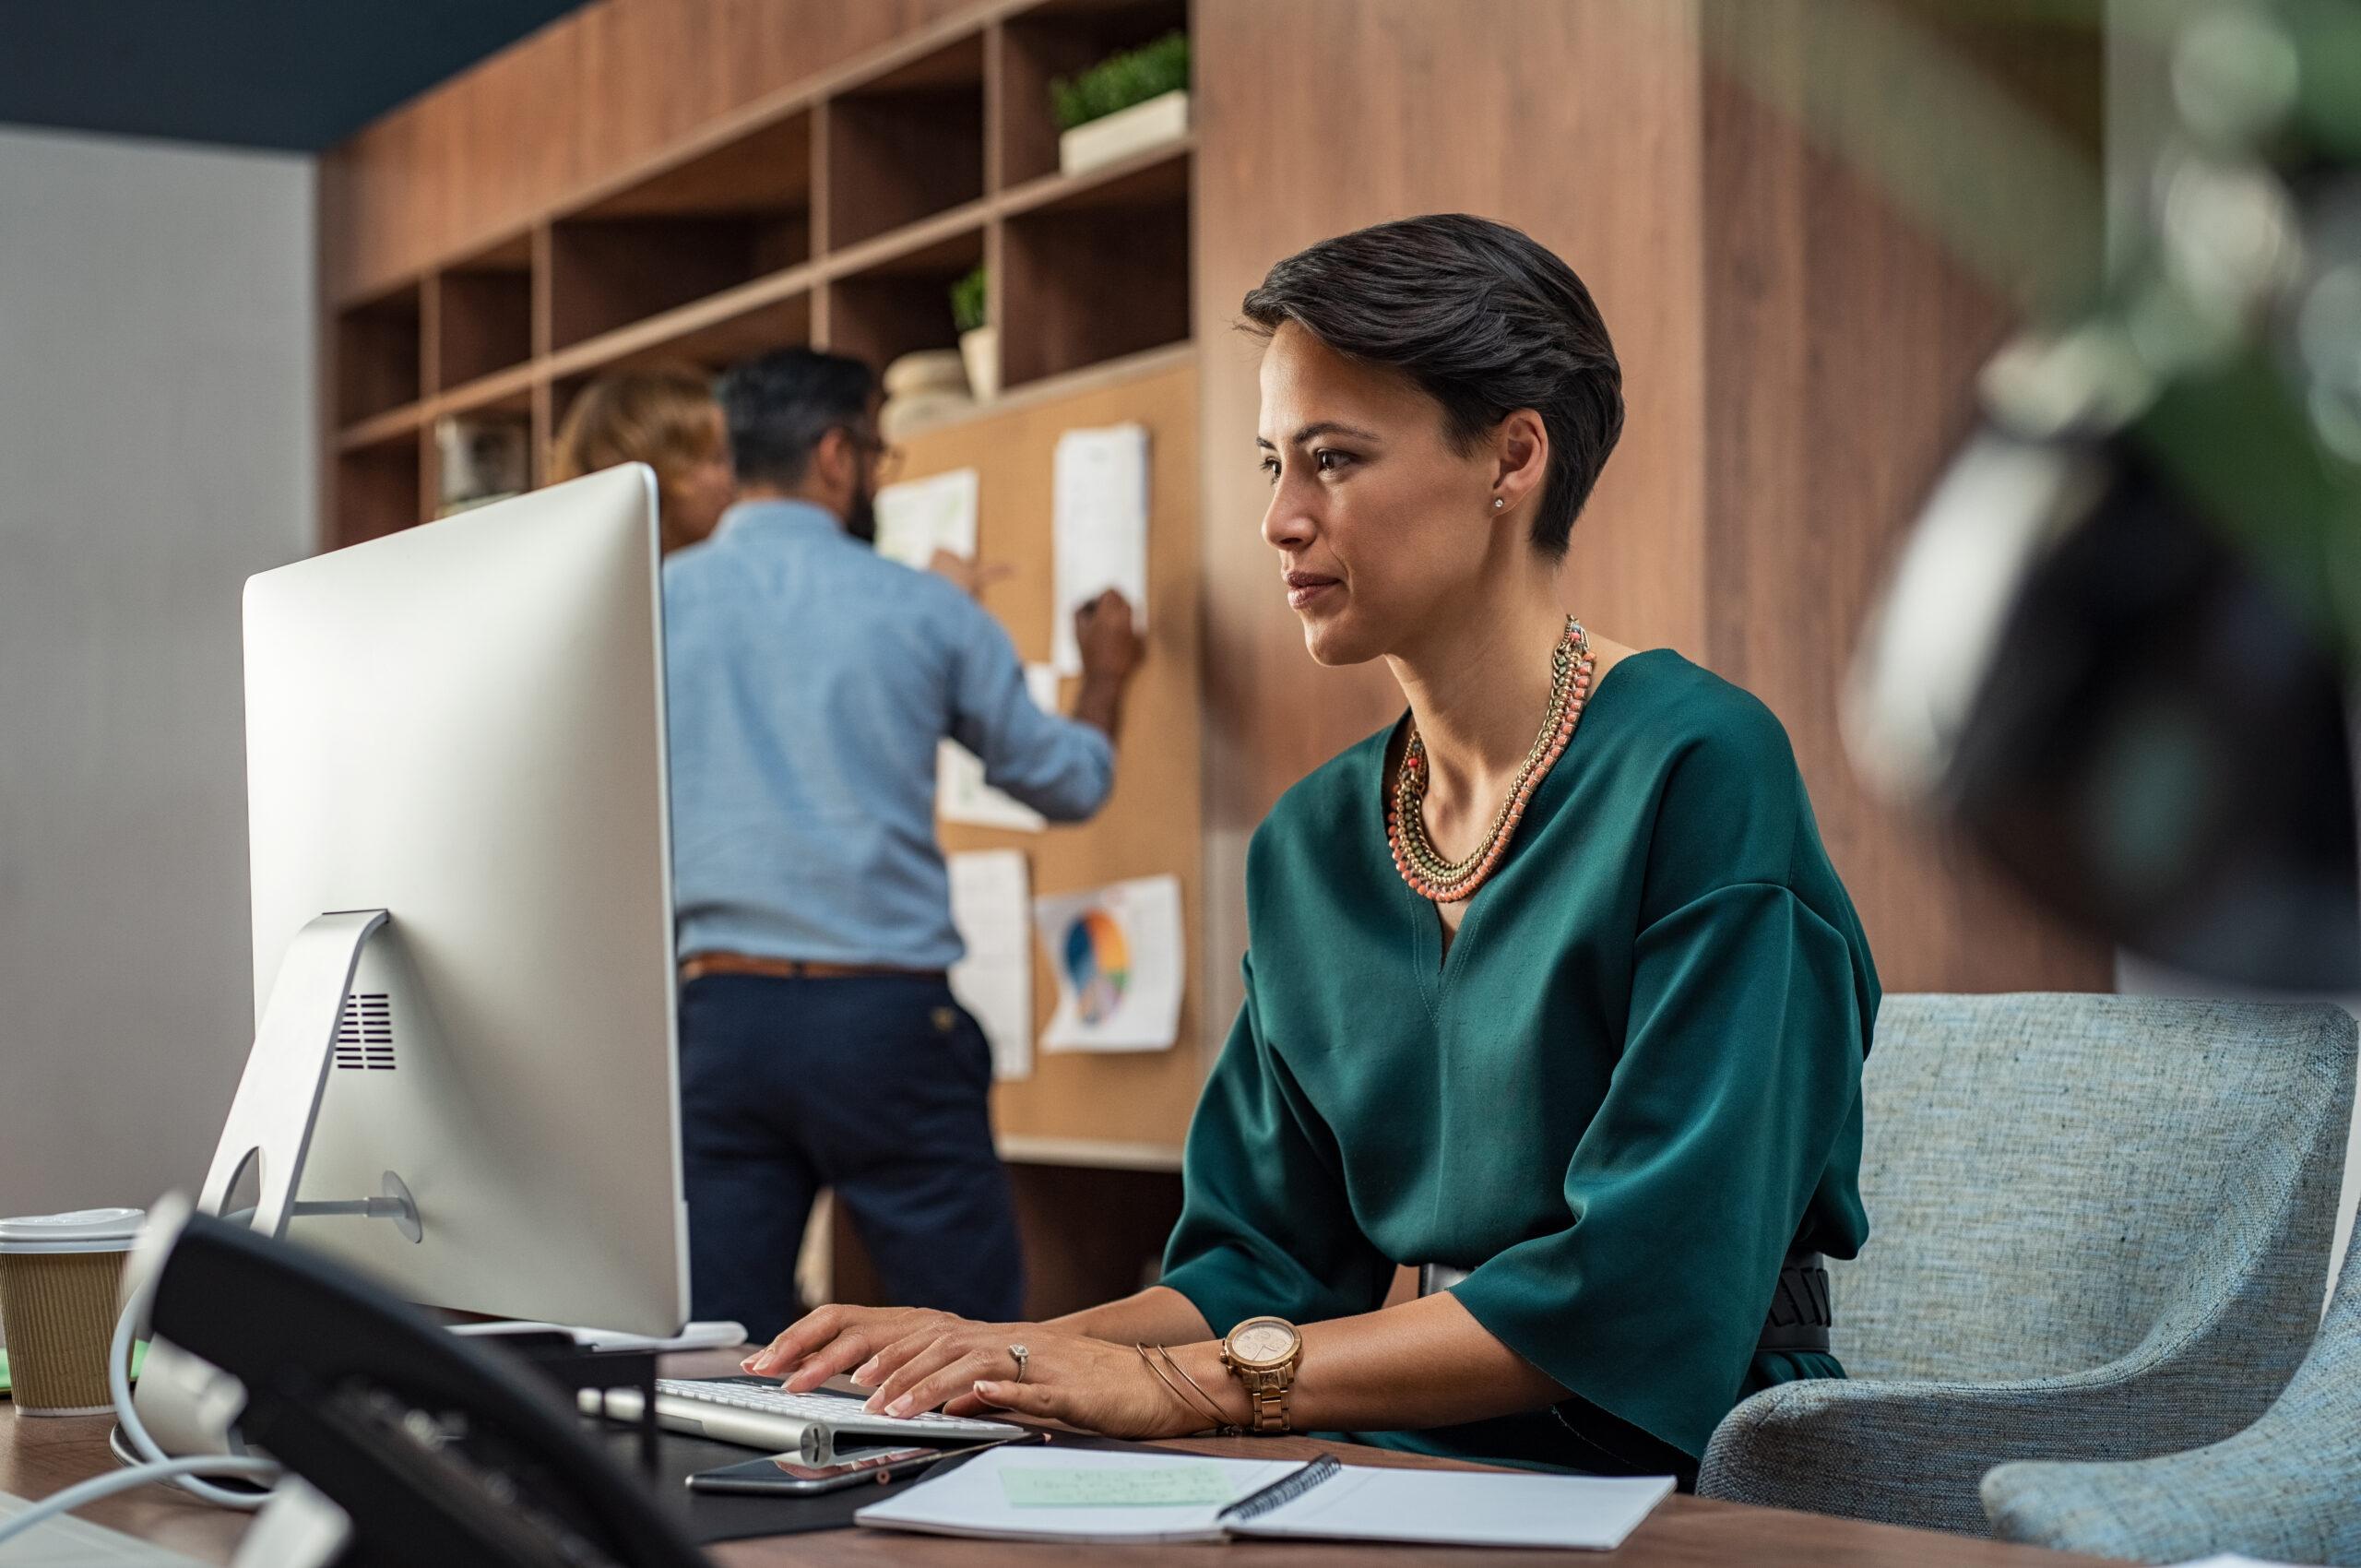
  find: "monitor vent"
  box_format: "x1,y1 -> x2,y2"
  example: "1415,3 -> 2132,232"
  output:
333,993 -> 395,1071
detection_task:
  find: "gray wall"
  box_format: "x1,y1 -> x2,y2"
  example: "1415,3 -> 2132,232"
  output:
0,126 -> 314,1229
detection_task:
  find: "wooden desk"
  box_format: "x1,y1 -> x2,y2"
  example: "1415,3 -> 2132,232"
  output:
1,1350 -> 2112,1568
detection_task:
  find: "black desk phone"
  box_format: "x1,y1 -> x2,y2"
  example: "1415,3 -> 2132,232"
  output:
147,1210 -> 707,1568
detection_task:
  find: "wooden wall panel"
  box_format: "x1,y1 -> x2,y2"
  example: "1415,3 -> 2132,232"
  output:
321,0 -> 975,303
1696,0 -> 2111,992
1192,0 -> 1710,1042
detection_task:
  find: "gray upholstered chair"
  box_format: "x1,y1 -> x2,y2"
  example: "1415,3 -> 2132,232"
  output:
1980,1210 -> 2361,1563
1696,993 -> 2355,1536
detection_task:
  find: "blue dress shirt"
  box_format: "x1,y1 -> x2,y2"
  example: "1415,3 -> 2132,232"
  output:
664,499 -> 1114,968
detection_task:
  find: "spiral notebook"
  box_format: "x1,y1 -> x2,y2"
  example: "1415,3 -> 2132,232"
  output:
854,1447 -> 1674,1549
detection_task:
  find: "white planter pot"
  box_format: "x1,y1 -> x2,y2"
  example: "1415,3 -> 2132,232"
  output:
959,324 -> 1000,401
1058,89 -> 1190,177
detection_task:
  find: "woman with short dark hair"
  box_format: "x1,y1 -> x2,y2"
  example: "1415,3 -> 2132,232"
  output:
742,215 -> 1878,1484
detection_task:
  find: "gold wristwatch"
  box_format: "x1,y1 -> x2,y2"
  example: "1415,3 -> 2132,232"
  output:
1219,1316 -> 1303,1433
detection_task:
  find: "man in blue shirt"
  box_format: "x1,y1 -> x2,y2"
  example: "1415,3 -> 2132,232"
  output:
666,349 -> 1140,1338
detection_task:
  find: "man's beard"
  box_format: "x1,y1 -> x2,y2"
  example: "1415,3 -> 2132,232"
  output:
846,479 -> 878,545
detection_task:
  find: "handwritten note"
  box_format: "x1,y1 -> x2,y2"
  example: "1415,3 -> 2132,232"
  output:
1000,1463 -> 1234,1509
947,849 -> 1034,1081
873,467 -> 980,569
1050,424 -> 1149,675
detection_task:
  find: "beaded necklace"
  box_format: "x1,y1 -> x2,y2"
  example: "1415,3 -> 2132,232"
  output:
1386,616 -> 1594,904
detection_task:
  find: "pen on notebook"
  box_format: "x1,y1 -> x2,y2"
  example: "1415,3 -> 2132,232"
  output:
1217,1453 -> 1341,1523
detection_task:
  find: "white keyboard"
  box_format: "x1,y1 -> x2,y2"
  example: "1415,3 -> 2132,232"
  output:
583,1375 -> 1024,1464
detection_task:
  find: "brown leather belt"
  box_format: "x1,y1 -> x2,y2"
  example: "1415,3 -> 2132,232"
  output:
679,951 -> 948,985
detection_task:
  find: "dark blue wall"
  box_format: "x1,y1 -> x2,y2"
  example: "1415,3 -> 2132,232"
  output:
0,1 -> 587,152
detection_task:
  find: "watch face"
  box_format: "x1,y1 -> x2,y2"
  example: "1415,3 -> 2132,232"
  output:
1229,1318 -> 1298,1367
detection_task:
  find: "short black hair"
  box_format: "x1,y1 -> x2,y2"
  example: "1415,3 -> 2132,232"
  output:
1240,214 -> 1624,559
717,348 -> 876,489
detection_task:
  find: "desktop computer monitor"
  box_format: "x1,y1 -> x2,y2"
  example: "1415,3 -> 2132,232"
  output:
219,464 -> 686,1336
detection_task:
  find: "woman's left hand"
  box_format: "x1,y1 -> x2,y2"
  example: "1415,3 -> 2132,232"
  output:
858,1321 -> 1206,1440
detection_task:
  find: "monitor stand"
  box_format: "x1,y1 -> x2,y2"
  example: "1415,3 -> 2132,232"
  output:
144,910 -> 709,1475
136,909 -> 433,1466
196,909 -> 421,1243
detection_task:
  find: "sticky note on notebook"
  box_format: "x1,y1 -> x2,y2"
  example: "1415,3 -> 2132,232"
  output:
1001,1462 -> 1234,1508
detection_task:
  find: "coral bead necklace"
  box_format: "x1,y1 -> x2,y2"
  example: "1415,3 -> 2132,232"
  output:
1386,616 -> 1594,904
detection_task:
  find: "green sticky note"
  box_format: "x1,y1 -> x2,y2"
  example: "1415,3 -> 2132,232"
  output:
1000,1462 -> 1233,1509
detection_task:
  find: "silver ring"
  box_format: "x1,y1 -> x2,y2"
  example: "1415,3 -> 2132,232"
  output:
1009,1344 -> 1030,1383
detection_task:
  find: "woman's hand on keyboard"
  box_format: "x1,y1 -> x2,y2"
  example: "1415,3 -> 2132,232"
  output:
863,1321 -> 1211,1441
744,1303 -> 1002,1395
744,1303 -> 1212,1440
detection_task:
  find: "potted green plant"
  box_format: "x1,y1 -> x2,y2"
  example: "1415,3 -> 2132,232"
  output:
949,262 -> 996,400
1051,30 -> 1189,177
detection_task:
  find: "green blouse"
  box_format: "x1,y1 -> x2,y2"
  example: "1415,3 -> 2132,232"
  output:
1160,649 -> 1879,1473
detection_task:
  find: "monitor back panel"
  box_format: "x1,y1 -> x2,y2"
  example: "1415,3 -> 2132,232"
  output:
241,466 -> 685,1336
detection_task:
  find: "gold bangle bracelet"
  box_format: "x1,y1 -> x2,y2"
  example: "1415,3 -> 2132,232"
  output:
1134,1344 -> 1228,1435
1154,1344 -> 1246,1436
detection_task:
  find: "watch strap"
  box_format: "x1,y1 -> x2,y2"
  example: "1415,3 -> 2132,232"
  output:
1247,1374 -> 1291,1433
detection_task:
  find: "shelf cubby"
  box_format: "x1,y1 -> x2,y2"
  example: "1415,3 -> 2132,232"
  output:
824,222 -> 983,374
999,143 -> 1191,388
548,113 -> 813,352
996,0 -> 1188,188
335,282 -> 423,426
430,382 -> 533,521
333,430 -> 422,548
556,283 -> 814,387
433,232 -> 534,391
824,35 -> 987,250
548,374 -> 594,444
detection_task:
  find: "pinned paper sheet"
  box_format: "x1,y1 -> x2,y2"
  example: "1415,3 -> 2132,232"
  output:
1050,424 -> 1149,675
1035,873 -> 1182,1052
874,468 -> 980,569
938,665 -> 1062,832
947,849 -> 1034,1082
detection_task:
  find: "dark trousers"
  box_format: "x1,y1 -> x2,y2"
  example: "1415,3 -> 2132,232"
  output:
678,973 -> 1024,1344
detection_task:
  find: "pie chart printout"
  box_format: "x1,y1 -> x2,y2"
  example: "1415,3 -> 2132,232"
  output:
1033,873 -> 1183,1053
1062,908 -> 1131,1025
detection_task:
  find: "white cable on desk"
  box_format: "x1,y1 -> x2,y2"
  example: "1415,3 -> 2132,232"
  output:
105,1262 -> 280,1512
0,1454 -> 279,1549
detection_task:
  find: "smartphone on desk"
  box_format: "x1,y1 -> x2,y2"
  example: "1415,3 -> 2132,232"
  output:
687,1435 -> 1027,1497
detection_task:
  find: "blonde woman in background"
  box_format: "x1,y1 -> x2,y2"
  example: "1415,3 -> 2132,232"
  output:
550,365 -> 736,553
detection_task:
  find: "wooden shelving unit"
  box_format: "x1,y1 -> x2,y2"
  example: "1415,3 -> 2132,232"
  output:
322,0 -> 1195,548
319,0 -> 1203,1312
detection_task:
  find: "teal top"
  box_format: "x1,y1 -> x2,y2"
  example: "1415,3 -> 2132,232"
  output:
1160,650 -> 1878,1472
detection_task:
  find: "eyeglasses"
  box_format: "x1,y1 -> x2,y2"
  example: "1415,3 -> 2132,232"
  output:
841,426 -> 905,486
